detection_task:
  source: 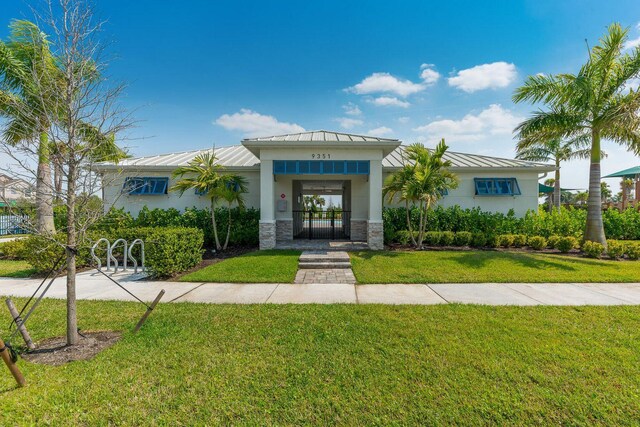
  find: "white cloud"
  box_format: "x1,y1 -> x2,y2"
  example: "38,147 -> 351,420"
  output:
368,126 -> 393,136
624,36 -> 640,50
215,109 -> 304,137
448,62 -> 518,93
368,96 -> 411,108
625,77 -> 640,92
335,117 -> 363,129
347,72 -> 425,97
413,104 -> 523,142
342,103 -> 362,116
419,64 -> 440,85
397,116 -> 410,124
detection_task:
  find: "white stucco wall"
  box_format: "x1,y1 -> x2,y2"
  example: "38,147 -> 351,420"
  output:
382,169 -> 542,216
102,170 -> 261,217
102,165 -> 542,219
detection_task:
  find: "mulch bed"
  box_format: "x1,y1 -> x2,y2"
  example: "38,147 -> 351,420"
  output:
21,331 -> 122,366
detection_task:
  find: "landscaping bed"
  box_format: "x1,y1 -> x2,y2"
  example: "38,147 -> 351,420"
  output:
2,299 -> 640,424
350,250 -> 640,283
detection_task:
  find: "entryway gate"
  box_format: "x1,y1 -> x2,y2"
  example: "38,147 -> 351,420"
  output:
293,210 -> 351,239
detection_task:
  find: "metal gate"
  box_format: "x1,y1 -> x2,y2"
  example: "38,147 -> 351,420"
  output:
293,210 -> 351,239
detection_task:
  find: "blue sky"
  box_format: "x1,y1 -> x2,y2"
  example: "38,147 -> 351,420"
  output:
1,0 -> 640,189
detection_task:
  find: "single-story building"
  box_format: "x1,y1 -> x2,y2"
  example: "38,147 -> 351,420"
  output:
96,130 -> 555,250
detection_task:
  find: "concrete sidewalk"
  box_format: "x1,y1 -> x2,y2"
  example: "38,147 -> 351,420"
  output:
1,271 -> 640,305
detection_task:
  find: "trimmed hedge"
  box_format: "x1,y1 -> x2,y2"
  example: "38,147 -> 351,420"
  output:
0,239 -> 27,260
97,206 -> 259,248
383,205 -> 640,244
582,241 -> 605,259
23,226 -> 203,278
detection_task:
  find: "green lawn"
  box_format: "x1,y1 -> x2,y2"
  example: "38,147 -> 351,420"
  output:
179,250 -> 301,283
0,260 -> 35,278
351,250 -> 640,283
2,299 -> 640,424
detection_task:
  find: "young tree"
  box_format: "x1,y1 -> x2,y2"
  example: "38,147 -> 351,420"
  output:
0,0 -> 132,345
516,138 -> 597,212
384,139 -> 458,248
601,181 -> 612,204
513,23 -> 640,247
171,151 -> 247,251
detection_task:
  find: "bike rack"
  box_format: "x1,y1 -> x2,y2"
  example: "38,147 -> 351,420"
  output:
91,238 -> 145,273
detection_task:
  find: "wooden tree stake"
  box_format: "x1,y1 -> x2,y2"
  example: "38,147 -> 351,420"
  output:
133,290 -> 165,333
0,337 -> 25,387
5,299 -> 35,350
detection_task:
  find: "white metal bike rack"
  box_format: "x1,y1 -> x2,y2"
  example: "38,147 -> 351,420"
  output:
91,238 -> 145,273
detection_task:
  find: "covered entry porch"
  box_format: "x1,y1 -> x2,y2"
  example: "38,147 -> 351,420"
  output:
240,130 -> 401,251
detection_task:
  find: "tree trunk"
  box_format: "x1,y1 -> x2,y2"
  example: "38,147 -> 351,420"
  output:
554,159 -> 561,212
54,155 -> 63,202
66,161 -> 78,346
210,199 -> 221,250
622,186 -> 627,210
223,204 -> 231,250
584,130 -> 607,247
404,201 -> 417,247
36,132 -> 55,234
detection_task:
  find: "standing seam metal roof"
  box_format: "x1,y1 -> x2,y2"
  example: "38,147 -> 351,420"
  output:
98,144 -> 552,170
242,130 -> 399,143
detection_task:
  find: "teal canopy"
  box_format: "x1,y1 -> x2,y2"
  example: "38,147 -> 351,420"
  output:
538,183 -> 554,193
603,166 -> 640,179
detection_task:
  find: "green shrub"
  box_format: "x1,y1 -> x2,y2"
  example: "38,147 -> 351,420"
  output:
22,233 -> 96,273
625,242 -> 640,260
423,231 -> 442,246
440,231 -> 455,246
606,240 -> 625,260
396,230 -> 417,245
470,232 -> 487,248
453,231 -> 473,247
498,234 -> 515,248
527,236 -> 547,251
485,234 -> 500,248
547,235 -> 561,249
0,239 -> 27,260
556,236 -> 578,253
108,227 -> 204,278
582,240 -> 605,259
512,234 -> 527,248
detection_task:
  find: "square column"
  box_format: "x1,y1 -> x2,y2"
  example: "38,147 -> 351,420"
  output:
368,160 -> 384,250
259,159 -> 276,249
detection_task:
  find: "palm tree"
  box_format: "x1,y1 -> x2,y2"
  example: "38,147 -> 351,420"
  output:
384,139 -> 458,248
513,23 -> 640,247
383,157 -> 419,246
516,138 -> 595,212
215,174 -> 248,250
171,150 -> 246,251
601,181 -> 612,204
0,20 -> 62,234
543,178 -> 556,211
620,178 -> 635,209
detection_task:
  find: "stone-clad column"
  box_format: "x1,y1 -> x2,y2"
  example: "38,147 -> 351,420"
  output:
259,159 -> 276,249
368,159 -> 384,250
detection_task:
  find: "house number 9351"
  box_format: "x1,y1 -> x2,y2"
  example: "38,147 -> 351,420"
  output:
311,153 -> 330,159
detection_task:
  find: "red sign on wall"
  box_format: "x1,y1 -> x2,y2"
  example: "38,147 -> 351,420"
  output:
280,193 -> 286,199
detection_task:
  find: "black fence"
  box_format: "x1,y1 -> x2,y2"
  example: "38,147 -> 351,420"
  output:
293,210 -> 351,240
0,207 -> 31,236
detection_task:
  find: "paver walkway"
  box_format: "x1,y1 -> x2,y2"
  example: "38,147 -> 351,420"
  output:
1,271 -> 640,305
295,251 -> 356,284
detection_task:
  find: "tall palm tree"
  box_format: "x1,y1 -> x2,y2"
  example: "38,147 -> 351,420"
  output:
516,138 -> 596,212
0,20 -> 61,233
513,23 -> 640,247
385,139 -> 458,248
215,174 -> 248,250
